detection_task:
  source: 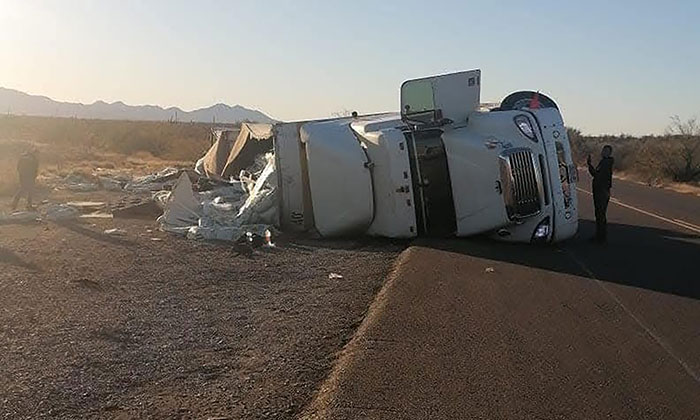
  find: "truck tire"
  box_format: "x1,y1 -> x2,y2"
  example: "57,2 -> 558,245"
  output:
499,91 -> 558,111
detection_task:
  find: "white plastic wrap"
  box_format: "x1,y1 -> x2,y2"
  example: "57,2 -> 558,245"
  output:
158,153 -> 278,242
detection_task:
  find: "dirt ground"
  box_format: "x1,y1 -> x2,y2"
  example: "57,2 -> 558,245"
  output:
0,191 -> 402,419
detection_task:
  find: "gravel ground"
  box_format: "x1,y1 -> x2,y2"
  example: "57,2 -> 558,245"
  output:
0,195 -> 402,419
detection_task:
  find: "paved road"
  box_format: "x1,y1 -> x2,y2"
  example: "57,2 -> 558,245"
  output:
304,175 -> 700,419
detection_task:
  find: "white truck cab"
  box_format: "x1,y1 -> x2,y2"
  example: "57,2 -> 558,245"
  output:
273,70 -> 578,243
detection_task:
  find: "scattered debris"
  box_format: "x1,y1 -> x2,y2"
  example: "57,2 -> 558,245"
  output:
97,176 -> 124,191
3,202 -> 112,223
158,154 -> 277,243
61,173 -> 100,192
80,212 -> 113,219
124,167 -> 181,192
104,228 -> 127,236
485,267 -> 495,273
29,150 -> 282,245
66,201 -> 107,213
159,173 -> 202,235
263,229 -> 275,248
44,204 -> 80,221
50,202 -> 111,220
328,273 -> 344,280
244,230 -> 265,247
50,167 -> 183,194
0,211 -> 40,224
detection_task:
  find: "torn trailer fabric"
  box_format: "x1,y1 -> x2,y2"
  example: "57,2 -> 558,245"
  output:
159,153 -> 278,242
198,123 -> 274,179
198,129 -> 238,178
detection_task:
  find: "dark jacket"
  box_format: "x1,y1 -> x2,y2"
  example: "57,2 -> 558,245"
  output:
17,153 -> 39,185
588,156 -> 613,192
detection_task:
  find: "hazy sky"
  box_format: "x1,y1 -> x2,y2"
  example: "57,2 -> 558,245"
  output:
1,0 -> 699,135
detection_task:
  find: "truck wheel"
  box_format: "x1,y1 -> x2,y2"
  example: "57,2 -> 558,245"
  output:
499,91 -> 558,111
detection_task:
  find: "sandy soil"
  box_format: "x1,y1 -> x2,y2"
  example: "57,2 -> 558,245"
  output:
0,193 -> 402,419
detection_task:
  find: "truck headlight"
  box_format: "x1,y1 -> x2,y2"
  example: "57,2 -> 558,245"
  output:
514,115 -> 537,142
531,217 -> 550,242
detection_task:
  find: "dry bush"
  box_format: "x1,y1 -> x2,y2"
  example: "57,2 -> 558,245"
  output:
662,116 -> 700,182
568,117 -> 700,185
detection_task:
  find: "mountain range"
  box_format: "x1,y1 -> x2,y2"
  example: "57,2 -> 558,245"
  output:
0,87 -> 275,124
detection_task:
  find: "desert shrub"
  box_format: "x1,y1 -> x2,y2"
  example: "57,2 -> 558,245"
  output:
568,121 -> 700,185
661,116 -> 700,182
0,115 -> 231,162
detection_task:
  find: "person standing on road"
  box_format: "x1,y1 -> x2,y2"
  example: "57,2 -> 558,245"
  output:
587,145 -> 614,243
11,150 -> 39,211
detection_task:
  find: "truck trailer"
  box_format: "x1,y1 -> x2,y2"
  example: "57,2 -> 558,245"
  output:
268,70 -> 578,243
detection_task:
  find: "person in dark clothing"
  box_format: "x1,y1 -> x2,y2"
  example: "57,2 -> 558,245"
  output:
587,145 -> 614,242
11,150 -> 39,211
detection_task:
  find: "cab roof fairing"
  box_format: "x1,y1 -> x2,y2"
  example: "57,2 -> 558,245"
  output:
298,119 -> 375,237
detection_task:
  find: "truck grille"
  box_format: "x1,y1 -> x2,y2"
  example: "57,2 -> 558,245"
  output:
499,148 -> 542,220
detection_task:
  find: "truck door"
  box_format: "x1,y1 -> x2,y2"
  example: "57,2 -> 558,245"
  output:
406,128 -> 457,236
399,69 -> 482,236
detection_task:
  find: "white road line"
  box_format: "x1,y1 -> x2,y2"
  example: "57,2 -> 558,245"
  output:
577,187 -> 700,234
563,249 -> 700,385
673,218 -> 700,232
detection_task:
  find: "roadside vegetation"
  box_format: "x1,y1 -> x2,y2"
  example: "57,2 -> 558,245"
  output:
0,115 -> 233,196
568,116 -> 700,188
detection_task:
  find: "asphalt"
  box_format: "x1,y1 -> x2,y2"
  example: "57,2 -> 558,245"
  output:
303,174 -> 700,419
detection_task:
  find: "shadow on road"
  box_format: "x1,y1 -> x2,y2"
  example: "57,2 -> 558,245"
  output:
52,221 -> 136,247
417,219 -> 700,300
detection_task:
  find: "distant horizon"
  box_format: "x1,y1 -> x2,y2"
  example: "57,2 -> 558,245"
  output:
0,84 -> 694,136
2,0 -> 699,136
0,85 -> 276,124
0,86 -> 270,115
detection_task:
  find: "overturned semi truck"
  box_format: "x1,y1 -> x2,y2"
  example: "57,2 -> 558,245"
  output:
202,70 -> 579,243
